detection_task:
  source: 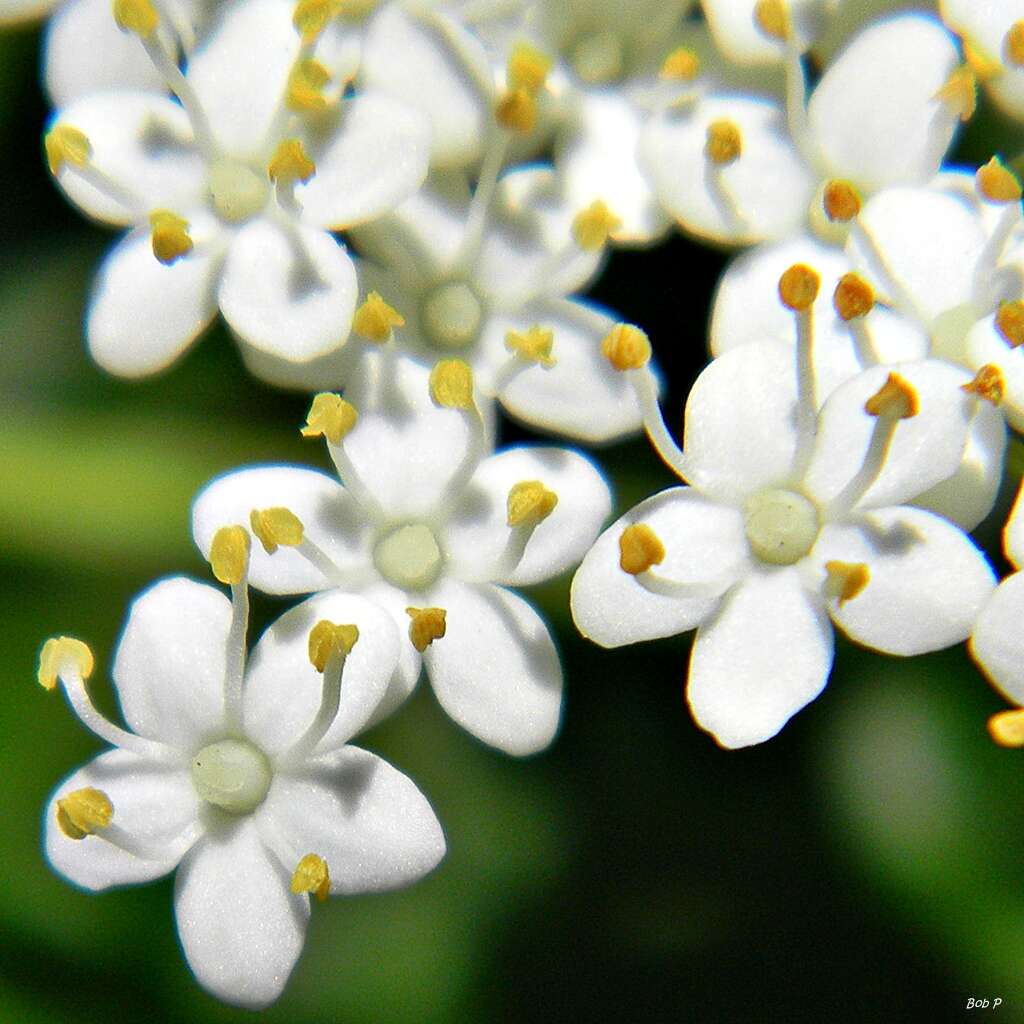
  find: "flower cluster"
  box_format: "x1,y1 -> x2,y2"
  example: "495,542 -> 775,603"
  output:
19,0 -> 1024,1008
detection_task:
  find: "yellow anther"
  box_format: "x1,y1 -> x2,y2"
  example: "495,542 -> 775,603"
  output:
659,47 -> 700,82
44,124 -> 92,176
754,0 -> 790,41
822,179 -> 862,223
507,480 -> 558,528
778,264 -> 820,312
148,210 -> 193,265
996,301 -> 1024,348
291,853 -> 331,901
961,364 -> 1005,405
113,0 -> 158,38
601,323 -> 651,371
963,40 -> 1002,82
505,325 -> 555,367
619,523 -> 665,576
429,359 -> 475,410
353,291 -> 405,343
495,88 -> 538,134
287,58 -> 333,113
250,507 -> 305,555
936,66 -> 977,122
209,525 -> 250,585
301,393 -> 358,444
864,372 -> 919,419
38,636 -> 94,691
308,620 -> 359,671
293,0 -> 335,42
56,787 -> 112,840
268,139 -> 316,186
507,41 -> 552,93
824,560 -> 870,605
406,607 -> 447,652
572,200 -> 622,251
1006,21 -> 1024,68
833,273 -> 874,321
988,708 -> 1024,747
705,119 -> 742,166
976,156 -> 1022,203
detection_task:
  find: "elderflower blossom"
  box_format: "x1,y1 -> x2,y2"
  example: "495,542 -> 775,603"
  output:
45,0 -> 431,376
192,360 -> 612,755
39,537 -> 445,1008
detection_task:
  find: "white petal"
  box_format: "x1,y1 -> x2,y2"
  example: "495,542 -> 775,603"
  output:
688,566 -> 833,748
44,0 -> 165,105
358,5 -> 492,170
490,298 -> 645,442
809,14 -> 959,190
815,506 -> 996,655
242,591 -> 400,756
803,360 -> 977,511
964,312 -> 1024,433
445,444 -> 611,586
45,749 -> 198,891
174,818 -> 308,1009
570,487 -> 749,648
49,91 -> 205,225
970,572 -> 1024,703
557,90 -> 672,245
422,579 -> 562,755
639,93 -> 814,245
259,746 -> 444,893
683,339 -> 800,505
1007,480 -> 1024,570
298,93 -> 432,230
87,213 -> 222,377
218,218 -> 357,360
186,0 -> 299,159
356,579 -> 424,719
192,465 -> 372,596
113,576 -> 231,751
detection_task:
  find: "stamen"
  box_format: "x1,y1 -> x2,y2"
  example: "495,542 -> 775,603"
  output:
505,325 -> 555,367
1005,22 -> 1024,68
824,560 -> 870,605
601,323 -> 651,371
38,636 -> 94,691
659,47 -> 700,82
112,0 -> 159,39
287,58 -> 333,113
293,0 -> 335,43
996,301 -> 1024,348
988,708 -> 1024,747
961,364 -> 1005,405
705,120 -> 742,166
822,180 -> 861,223
507,480 -> 558,527
780,264 -> 820,470
429,359 -> 476,411
353,291 -> 405,343
507,40 -> 552,94
620,358 -> 691,483
976,156 -> 1022,203
44,125 -> 91,176
268,139 -> 316,186
291,853 -> 330,901
301,392 -> 358,444
864,372 -> 919,419
619,523 -> 665,575
935,66 -> 977,122
250,507 -> 304,555
834,273 -> 874,322
406,607 -> 447,652
778,263 -> 819,311
56,788 -> 112,840
572,200 -> 622,251
495,88 -> 538,134
209,525 -> 251,735
209,524 -> 250,585
149,210 -> 193,265
308,620 -> 359,671
753,0 -> 789,41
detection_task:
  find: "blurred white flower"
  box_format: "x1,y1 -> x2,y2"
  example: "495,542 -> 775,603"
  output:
39,548 -> 445,1009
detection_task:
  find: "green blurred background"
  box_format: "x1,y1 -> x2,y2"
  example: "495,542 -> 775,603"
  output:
3,17 -> 1024,1023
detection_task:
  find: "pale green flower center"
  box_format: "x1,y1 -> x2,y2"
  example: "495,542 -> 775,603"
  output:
374,522 -> 443,590
931,302 -> 980,365
420,281 -> 484,350
571,30 -> 625,84
191,738 -> 272,814
744,488 -> 820,566
208,157 -> 270,224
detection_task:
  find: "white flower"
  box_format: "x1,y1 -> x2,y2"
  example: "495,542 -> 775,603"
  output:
639,12 -> 963,246
192,360 -> 612,755
46,0 -> 430,377
700,0 -> 836,66
571,285 -> 995,748
39,545 -> 445,1008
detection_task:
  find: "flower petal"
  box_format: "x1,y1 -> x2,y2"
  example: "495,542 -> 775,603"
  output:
174,818 -> 308,1009
809,13 -> 960,190
113,576 -> 231,751
970,571 -> 1024,703
964,312 -> 1024,434
87,214 -> 222,377
815,506 -> 996,655
445,444 -> 612,586
218,218 -> 357,361
422,579 -> 562,755
192,465 -> 372,596
702,0 -> 828,64
259,746 -> 445,893
1006,480 -> 1024,570
298,93 -> 432,230
45,749 -> 198,891
571,487 -> 749,648
688,566 -> 833,749
242,591 -> 400,756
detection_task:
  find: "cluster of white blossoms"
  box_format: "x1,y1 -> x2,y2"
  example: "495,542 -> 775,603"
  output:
16,0 -> 1024,1008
